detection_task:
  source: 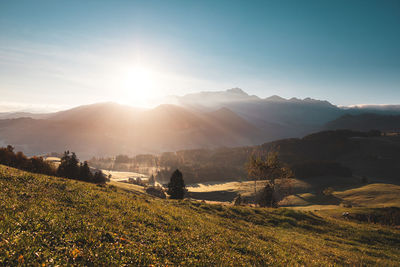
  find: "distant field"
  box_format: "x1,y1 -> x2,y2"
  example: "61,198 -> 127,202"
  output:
104,168 -> 400,210
335,183 -> 400,208
1,164 -> 400,265
282,183 -> 400,211
186,178 -> 400,211
102,170 -> 148,182
186,179 -> 310,202
108,180 -> 146,194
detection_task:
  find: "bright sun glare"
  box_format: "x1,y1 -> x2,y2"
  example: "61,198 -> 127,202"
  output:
118,66 -> 158,107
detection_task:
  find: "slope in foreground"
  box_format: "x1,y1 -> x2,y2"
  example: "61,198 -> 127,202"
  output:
0,165 -> 399,265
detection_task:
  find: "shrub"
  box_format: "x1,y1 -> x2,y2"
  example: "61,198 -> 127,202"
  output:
146,187 -> 166,199
323,187 -> 334,196
0,145 -> 56,176
233,194 -> 242,206
257,184 -> 277,208
339,201 -> 353,208
93,170 -> 108,184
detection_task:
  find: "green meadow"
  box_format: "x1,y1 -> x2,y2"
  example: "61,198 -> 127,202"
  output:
1,164 -> 399,266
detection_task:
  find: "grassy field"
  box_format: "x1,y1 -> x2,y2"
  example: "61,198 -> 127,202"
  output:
102,170 -> 148,182
281,183 -> 400,211
335,183 -> 400,208
186,179 -> 311,202
1,164 -> 400,265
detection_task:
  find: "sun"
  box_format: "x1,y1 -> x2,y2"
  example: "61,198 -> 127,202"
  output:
118,65 -> 158,106
125,67 -> 153,91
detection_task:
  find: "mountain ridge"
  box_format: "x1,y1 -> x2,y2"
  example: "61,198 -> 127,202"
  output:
0,102 -> 264,157
2,88 -> 400,157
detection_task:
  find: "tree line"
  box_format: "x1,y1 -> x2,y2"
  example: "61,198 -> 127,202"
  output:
0,145 -> 55,175
88,129 -> 376,185
0,146 -> 107,183
89,147 -> 252,184
57,151 -> 108,183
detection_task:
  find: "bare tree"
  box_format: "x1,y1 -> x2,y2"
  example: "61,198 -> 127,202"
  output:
246,151 -> 292,207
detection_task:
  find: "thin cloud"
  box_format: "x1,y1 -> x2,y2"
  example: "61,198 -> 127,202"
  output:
0,101 -> 70,113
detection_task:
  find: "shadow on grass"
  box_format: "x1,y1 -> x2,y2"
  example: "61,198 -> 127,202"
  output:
296,193 -> 342,205
187,190 -> 238,202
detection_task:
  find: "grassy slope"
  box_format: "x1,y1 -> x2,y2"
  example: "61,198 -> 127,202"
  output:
283,183 -> 400,211
335,183 -> 400,208
1,165 -> 400,266
186,179 -> 311,202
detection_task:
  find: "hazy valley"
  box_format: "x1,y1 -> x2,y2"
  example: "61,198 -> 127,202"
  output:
2,89 -> 400,159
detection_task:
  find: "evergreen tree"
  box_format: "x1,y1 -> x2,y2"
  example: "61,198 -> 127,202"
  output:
148,174 -> 156,186
79,161 -> 93,182
167,169 -> 185,199
57,151 -> 80,179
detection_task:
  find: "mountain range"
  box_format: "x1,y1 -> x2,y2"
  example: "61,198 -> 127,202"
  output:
1,88 -> 400,158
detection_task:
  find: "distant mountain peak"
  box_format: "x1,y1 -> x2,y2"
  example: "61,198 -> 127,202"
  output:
226,88 -> 248,95
265,95 -> 286,101
302,97 -> 334,107
173,88 -> 260,108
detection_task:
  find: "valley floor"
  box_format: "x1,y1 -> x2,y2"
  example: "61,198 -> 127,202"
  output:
1,165 -> 400,265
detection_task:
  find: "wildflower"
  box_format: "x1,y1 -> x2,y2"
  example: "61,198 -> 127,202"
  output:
72,248 -> 80,259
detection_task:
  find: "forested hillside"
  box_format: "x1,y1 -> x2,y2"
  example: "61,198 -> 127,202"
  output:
90,130 -> 400,185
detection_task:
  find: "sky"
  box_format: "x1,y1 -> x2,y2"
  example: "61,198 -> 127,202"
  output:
0,0 -> 399,111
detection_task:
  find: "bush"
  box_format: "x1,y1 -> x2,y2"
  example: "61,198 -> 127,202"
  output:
323,187 -> 334,196
339,201 -> 352,208
257,184 -> 277,208
233,194 -> 242,206
146,187 -> 166,199
93,170 -> 108,184
0,145 -> 56,176
128,177 -> 146,186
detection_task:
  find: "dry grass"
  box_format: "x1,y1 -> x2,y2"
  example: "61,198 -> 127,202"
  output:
335,183 -> 400,208
1,165 -> 400,265
102,170 -> 148,182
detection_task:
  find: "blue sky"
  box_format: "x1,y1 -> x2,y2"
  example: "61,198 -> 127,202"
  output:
0,0 -> 399,111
